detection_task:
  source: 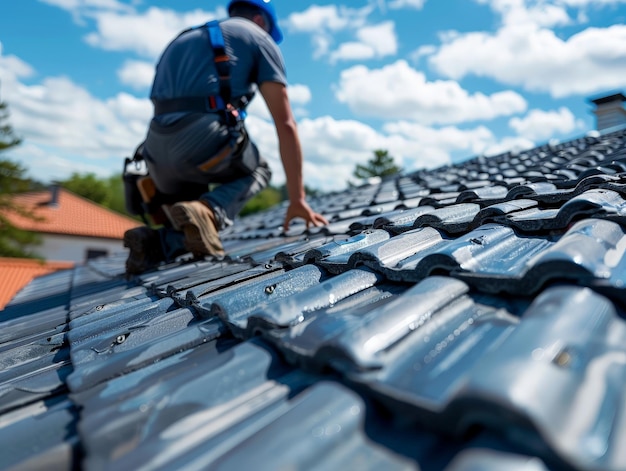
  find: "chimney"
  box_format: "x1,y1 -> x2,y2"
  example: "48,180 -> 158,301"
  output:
589,92 -> 626,133
49,183 -> 60,207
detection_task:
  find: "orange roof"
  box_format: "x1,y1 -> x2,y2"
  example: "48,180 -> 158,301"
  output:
5,188 -> 141,239
0,257 -> 74,310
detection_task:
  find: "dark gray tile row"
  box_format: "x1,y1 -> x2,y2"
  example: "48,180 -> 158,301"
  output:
234,267 -> 390,345
506,188 -> 626,232
66,300 -> 218,393
0,398 -> 80,470
349,285 -> 626,471
202,264 -> 329,337
71,338 -> 415,471
0,342 -> 71,413
306,218 -> 626,304
0,304 -> 68,347
148,259 -> 259,299
266,276 -> 518,375
445,449 -> 551,471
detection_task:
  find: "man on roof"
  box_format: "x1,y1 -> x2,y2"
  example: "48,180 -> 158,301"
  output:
124,0 -> 328,275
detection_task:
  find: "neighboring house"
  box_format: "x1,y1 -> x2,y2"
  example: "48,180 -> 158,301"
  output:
4,185 -> 140,263
0,186 -> 140,310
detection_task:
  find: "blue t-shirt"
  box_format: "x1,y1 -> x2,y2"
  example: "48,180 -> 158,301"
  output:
150,16 -> 287,123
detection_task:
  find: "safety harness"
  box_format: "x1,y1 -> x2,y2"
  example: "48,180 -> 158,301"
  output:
152,20 -> 247,126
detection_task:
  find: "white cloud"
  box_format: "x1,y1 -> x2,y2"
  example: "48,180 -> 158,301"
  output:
383,121 -> 496,156
246,94 -> 271,121
509,106 -> 584,140
335,60 -> 527,125
84,7 -> 219,59
0,45 -> 150,183
117,60 -> 154,90
285,4 -> 375,61
481,135 -> 536,157
38,0 -> 132,11
287,84 -> 312,105
38,0 -> 134,15
309,35 -> 333,59
476,0 -> 573,28
245,112 -> 511,192
296,116 -> 429,191
38,1 -> 224,59
557,0 -> 626,6
0,43 -> 35,84
285,5 -> 367,34
330,42 -> 378,63
38,0 -> 136,27
387,0 -> 427,9
329,21 -> 397,63
244,84 -> 312,123
8,75 -> 149,158
106,92 -> 152,133
8,143 -> 116,183
524,4 -> 572,27
356,21 -> 398,56
433,2 -> 626,97
245,115 -> 382,191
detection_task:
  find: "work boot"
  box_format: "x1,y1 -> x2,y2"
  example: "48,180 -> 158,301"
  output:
124,226 -> 165,275
168,201 -> 224,257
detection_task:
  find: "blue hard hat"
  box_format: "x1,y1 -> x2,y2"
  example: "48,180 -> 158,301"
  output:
228,0 -> 283,44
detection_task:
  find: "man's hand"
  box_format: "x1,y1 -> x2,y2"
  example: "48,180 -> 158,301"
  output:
283,199 -> 329,232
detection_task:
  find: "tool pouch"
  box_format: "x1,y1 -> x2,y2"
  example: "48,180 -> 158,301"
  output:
123,144 -> 147,216
232,129 -> 257,176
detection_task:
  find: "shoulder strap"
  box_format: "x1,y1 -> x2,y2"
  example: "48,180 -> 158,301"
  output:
204,20 -> 231,110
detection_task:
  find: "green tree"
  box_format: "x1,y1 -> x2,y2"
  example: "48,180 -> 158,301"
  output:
60,172 -> 110,205
59,171 -> 141,219
107,173 -> 128,215
239,183 -> 324,217
240,185 -> 282,216
353,149 -> 401,180
0,100 -> 21,152
0,98 -> 41,258
0,159 -> 42,258
304,185 -> 322,198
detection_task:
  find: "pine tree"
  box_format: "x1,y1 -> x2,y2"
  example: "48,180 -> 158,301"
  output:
0,97 -> 41,258
0,99 -> 21,151
353,149 -> 401,180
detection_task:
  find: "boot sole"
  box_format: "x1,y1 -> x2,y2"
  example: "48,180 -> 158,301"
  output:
123,229 -> 144,253
123,227 -> 162,274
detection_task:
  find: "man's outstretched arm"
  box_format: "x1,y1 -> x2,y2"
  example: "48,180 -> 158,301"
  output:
259,81 -> 328,231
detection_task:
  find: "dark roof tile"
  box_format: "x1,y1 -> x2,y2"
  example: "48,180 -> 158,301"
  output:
206,264 -> 328,336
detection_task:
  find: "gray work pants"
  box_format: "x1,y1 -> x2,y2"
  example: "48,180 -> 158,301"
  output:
143,112 -> 272,260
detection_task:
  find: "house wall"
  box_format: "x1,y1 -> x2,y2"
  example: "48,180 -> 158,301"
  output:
32,234 -> 126,263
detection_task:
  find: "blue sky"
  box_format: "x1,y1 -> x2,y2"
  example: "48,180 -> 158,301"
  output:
1,0 -> 625,192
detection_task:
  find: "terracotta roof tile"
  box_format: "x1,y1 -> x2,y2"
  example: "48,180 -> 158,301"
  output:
5,188 -> 141,239
0,257 -> 74,310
